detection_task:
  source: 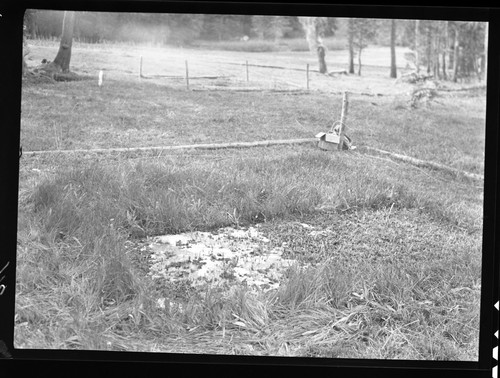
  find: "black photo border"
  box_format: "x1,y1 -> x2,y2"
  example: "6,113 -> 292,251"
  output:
0,1 -> 498,377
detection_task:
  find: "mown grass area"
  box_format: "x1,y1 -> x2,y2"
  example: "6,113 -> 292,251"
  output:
20,78 -> 485,175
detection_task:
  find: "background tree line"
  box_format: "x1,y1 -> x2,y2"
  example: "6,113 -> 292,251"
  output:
23,11 -> 337,44
23,10 -> 488,81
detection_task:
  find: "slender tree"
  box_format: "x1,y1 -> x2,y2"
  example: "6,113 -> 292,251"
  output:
390,19 -> 397,78
442,21 -> 449,80
350,18 -> 377,76
483,22 -> 488,81
452,23 -> 460,82
348,18 -> 355,74
425,22 -> 433,75
432,22 -> 442,79
53,11 -> 76,72
414,20 -> 420,73
22,23 -> 29,76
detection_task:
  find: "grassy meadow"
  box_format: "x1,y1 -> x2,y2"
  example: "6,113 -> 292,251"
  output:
15,39 -> 485,359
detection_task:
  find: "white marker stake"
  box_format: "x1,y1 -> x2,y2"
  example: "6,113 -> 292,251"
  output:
98,70 -> 104,87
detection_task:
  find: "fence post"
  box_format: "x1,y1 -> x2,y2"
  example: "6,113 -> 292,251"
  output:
185,60 -> 190,90
246,60 -> 249,82
338,91 -> 349,150
98,70 -> 103,87
139,56 -> 143,78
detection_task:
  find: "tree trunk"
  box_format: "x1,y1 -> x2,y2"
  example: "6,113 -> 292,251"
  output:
441,50 -> 447,80
317,45 -> 328,74
483,23 -> 488,81
434,51 -> 440,79
414,20 -> 420,73
29,11 -> 37,39
358,46 -> 362,76
22,55 -> 27,76
426,24 -> 432,75
53,11 -> 76,73
434,25 -> 440,79
442,21 -> 448,80
299,17 -> 328,74
390,19 -> 397,78
348,18 -> 355,74
452,25 -> 460,82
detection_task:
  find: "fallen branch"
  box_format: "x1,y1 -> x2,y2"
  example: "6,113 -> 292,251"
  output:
53,72 -> 93,82
327,70 -> 349,76
28,62 -> 92,82
22,138 -> 318,156
362,146 -> 483,181
396,71 -> 434,84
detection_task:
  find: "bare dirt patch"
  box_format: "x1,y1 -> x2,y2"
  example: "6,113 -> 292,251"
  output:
147,226 -> 295,295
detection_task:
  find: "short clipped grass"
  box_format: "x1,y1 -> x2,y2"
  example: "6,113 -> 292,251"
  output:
20,77 -> 485,175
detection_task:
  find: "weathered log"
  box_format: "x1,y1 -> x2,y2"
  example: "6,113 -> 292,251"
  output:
22,138 -> 318,156
363,146 -> 483,181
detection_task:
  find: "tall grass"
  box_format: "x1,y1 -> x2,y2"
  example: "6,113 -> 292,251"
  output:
28,157 -> 322,239
267,242 -> 480,359
16,147 -> 481,357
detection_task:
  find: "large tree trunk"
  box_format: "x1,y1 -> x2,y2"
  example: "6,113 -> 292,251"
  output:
348,18 -> 355,74
390,19 -> 397,78
299,17 -> 328,74
317,46 -> 328,74
53,11 -> 76,73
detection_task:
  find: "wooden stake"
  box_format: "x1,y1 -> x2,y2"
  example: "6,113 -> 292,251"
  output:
98,70 -> 103,87
338,91 -> 349,151
185,60 -> 190,90
246,60 -> 249,82
139,56 -> 143,78
306,64 -> 310,90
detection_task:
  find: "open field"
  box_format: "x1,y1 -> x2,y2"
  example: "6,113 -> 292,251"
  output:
16,40 -> 485,360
